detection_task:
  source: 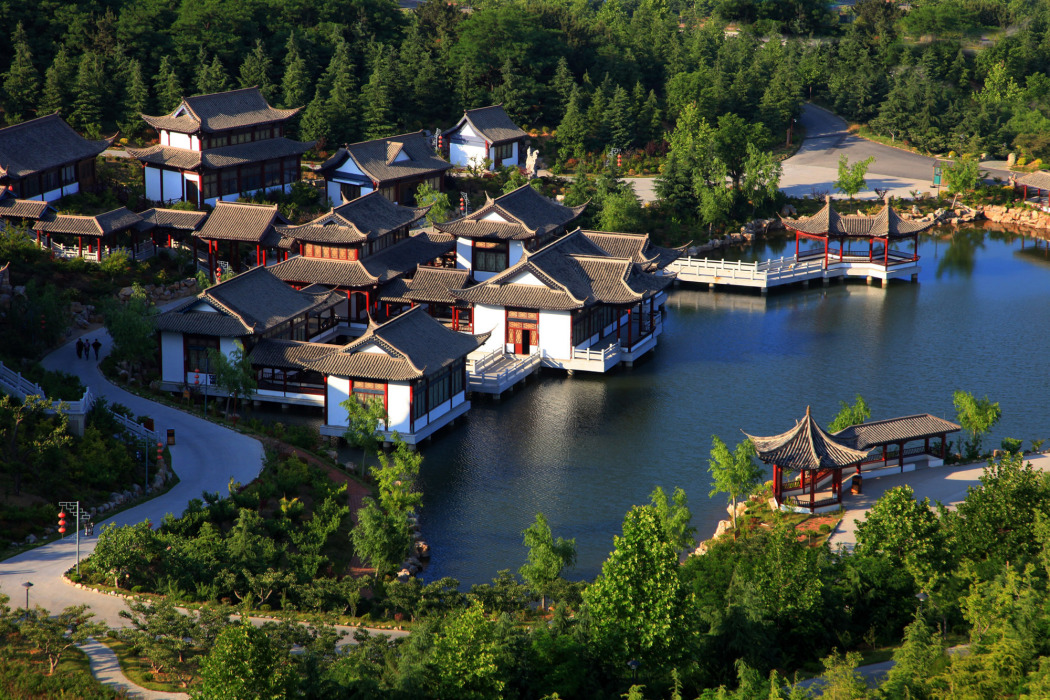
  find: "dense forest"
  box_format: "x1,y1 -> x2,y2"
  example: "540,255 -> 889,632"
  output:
3,0 -> 1050,164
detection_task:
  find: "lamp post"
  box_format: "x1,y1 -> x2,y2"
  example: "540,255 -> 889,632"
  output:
59,501 -> 88,575
21,581 -> 32,610
627,659 -> 640,682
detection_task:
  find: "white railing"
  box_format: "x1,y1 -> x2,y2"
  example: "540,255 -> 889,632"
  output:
467,346 -> 504,374
0,360 -> 157,441
574,343 -> 621,363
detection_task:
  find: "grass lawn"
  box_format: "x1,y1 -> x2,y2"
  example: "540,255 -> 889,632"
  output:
99,635 -> 196,693
0,639 -> 122,699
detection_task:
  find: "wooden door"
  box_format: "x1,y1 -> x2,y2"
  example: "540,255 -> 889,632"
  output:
507,311 -> 539,354
186,179 -> 199,208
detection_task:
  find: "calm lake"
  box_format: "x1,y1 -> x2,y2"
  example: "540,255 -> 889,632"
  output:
250,225 -> 1050,585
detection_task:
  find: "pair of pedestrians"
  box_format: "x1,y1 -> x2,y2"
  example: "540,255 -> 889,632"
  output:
75,337 -> 102,361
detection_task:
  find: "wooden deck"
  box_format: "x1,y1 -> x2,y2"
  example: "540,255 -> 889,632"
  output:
467,348 -> 541,395
666,251 -> 920,292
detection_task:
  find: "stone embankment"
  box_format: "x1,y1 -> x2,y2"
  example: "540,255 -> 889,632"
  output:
981,204 -> 1050,229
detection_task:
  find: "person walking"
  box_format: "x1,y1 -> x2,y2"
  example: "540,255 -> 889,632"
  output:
92,338 -> 102,360
75,338 -> 84,360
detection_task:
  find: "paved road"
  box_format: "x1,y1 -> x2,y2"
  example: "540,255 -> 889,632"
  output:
622,102 -> 1012,203
829,452 -> 1050,552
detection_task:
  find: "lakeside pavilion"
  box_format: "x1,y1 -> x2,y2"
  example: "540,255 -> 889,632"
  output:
745,407 -> 962,514
782,195 -> 936,271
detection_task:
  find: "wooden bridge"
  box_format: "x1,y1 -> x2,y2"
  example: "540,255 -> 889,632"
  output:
666,251 -> 920,293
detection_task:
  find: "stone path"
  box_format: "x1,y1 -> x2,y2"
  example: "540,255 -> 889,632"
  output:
80,637 -> 190,700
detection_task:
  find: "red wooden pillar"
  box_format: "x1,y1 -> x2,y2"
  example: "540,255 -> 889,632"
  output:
884,238 -> 889,266
795,234 -> 799,259
208,240 -> 215,282
809,471 -> 815,512
823,237 -> 829,268
940,433 -> 946,458
262,249 -> 267,266
78,236 -> 83,257
924,437 -> 930,455
256,244 -> 261,268
898,442 -> 905,470
627,307 -> 633,347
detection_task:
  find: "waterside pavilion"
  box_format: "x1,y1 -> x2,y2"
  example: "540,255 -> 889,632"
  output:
782,196 -> 934,285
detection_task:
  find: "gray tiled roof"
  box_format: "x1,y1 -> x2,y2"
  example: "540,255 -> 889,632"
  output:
0,114 -> 111,180
38,208 -> 143,237
743,407 -> 870,471
318,131 -> 452,185
141,87 -> 302,134
1017,170 -> 1050,191
277,192 -> 428,245
137,208 -> 208,232
298,306 -> 484,380
582,230 -> 687,271
437,185 -> 586,240
784,197 -> 934,238
444,105 -> 528,145
156,265 -> 341,337
833,414 -> 961,451
248,338 -> 339,369
127,138 -> 312,171
402,267 -> 471,305
269,231 -> 454,288
0,191 -> 54,221
195,202 -> 285,244
454,229 -> 672,311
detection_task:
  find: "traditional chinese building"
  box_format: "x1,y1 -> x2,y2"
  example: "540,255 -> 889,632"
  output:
746,407 -> 962,513
379,266 -> 473,331
128,87 -> 312,208
193,201 -> 288,280
442,105 -> 528,171
155,265 -> 342,396
268,196 -> 453,328
745,407 -> 869,514
289,307 -> 487,443
453,229 -> 672,372
782,195 -> 934,274
436,185 -> 586,280
317,131 -> 452,207
0,114 -> 113,202
34,208 -> 145,262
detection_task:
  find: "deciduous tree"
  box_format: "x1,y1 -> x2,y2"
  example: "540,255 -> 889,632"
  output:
519,512 -> 577,609
834,154 -> 875,200
708,436 -> 763,533
20,605 -> 106,676
953,389 -> 1000,459
827,394 -> 871,433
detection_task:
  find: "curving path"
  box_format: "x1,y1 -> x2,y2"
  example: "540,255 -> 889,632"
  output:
81,637 -> 190,700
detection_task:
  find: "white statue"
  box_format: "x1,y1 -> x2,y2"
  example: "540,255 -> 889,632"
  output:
525,147 -> 540,178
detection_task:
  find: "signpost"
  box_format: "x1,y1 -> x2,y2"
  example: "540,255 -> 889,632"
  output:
932,164 -> 943,188
58,501 -> 90,575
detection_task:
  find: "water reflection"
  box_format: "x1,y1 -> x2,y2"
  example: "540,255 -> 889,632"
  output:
936,227 -> 985,278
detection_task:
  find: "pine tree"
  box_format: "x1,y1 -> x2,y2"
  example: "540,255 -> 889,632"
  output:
362,50 -> 395,140
38,46 -> 75,116
586,79 -> 609,150
607,84 -> 635,150
71,52 -> 106,137
455,57 -> 486,113
325,42 -> 358,144
3,23 -> 40,121
298,87 -> 331,148
557,85 -> 587,161
121,59 -> 150,133
494,58 -> 529,125
154,56 -> 183,113
641,89 -> 662,144
281,33 -> 311,109
198,54 -> 230,96
551,57 -> 576,122
239,39 -> 274,102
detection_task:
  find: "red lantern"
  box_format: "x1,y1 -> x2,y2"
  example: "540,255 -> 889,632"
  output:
58,511 -> 66,520
58,527 -> 66,534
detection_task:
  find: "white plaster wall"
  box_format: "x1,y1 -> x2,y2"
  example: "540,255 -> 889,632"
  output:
326,377 -> 351,428
168,132 -> 192,149
162,169 -> 184,204
456,238 -> 473,270
539,310 -> 572,359
160,332 -> 184,384
326,182 -> 341,207
218,337 -> 239,360
388,382 -> 412,433
42,185 -> 71,203
145,167 -> 162,202
429,400 -> 451,422
460,123 -> 479,139
452,389 -> 466,408
509,270 -> 542,286
509,140 -> 520,166
474,305 -> 504,351
481,211 -> 508,223
509,241 -> 525,268
450,142 -> 487,169
334,157 -> 368,179
191,135 -> 201,151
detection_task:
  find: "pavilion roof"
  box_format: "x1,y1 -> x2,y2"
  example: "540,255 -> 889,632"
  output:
0,190 -> 55,222
0,114 -> 113,180
317,131 -> 452,186
436,185 -> 586,241
833,414 -> 961,451
1017,171 -> 1050,191
269,230 -> 454,289
141,87 -> 302,134
743,406 -> 869,471
296,306 -> 486,381
783,196 -> 935,239
136,208 -> 208,233
276,192 -> 429,245
126,137 -> 312,170
442,105 -> 528,145
194,202 -> 287,245
37,208 -> 143,238
453,229 -> 672,311
379,266 -> 472,306
581,230 -> 688,271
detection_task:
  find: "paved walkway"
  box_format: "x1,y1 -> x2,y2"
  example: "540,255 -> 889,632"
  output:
81,637 -> 190,700
829,452 -> 1050,551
